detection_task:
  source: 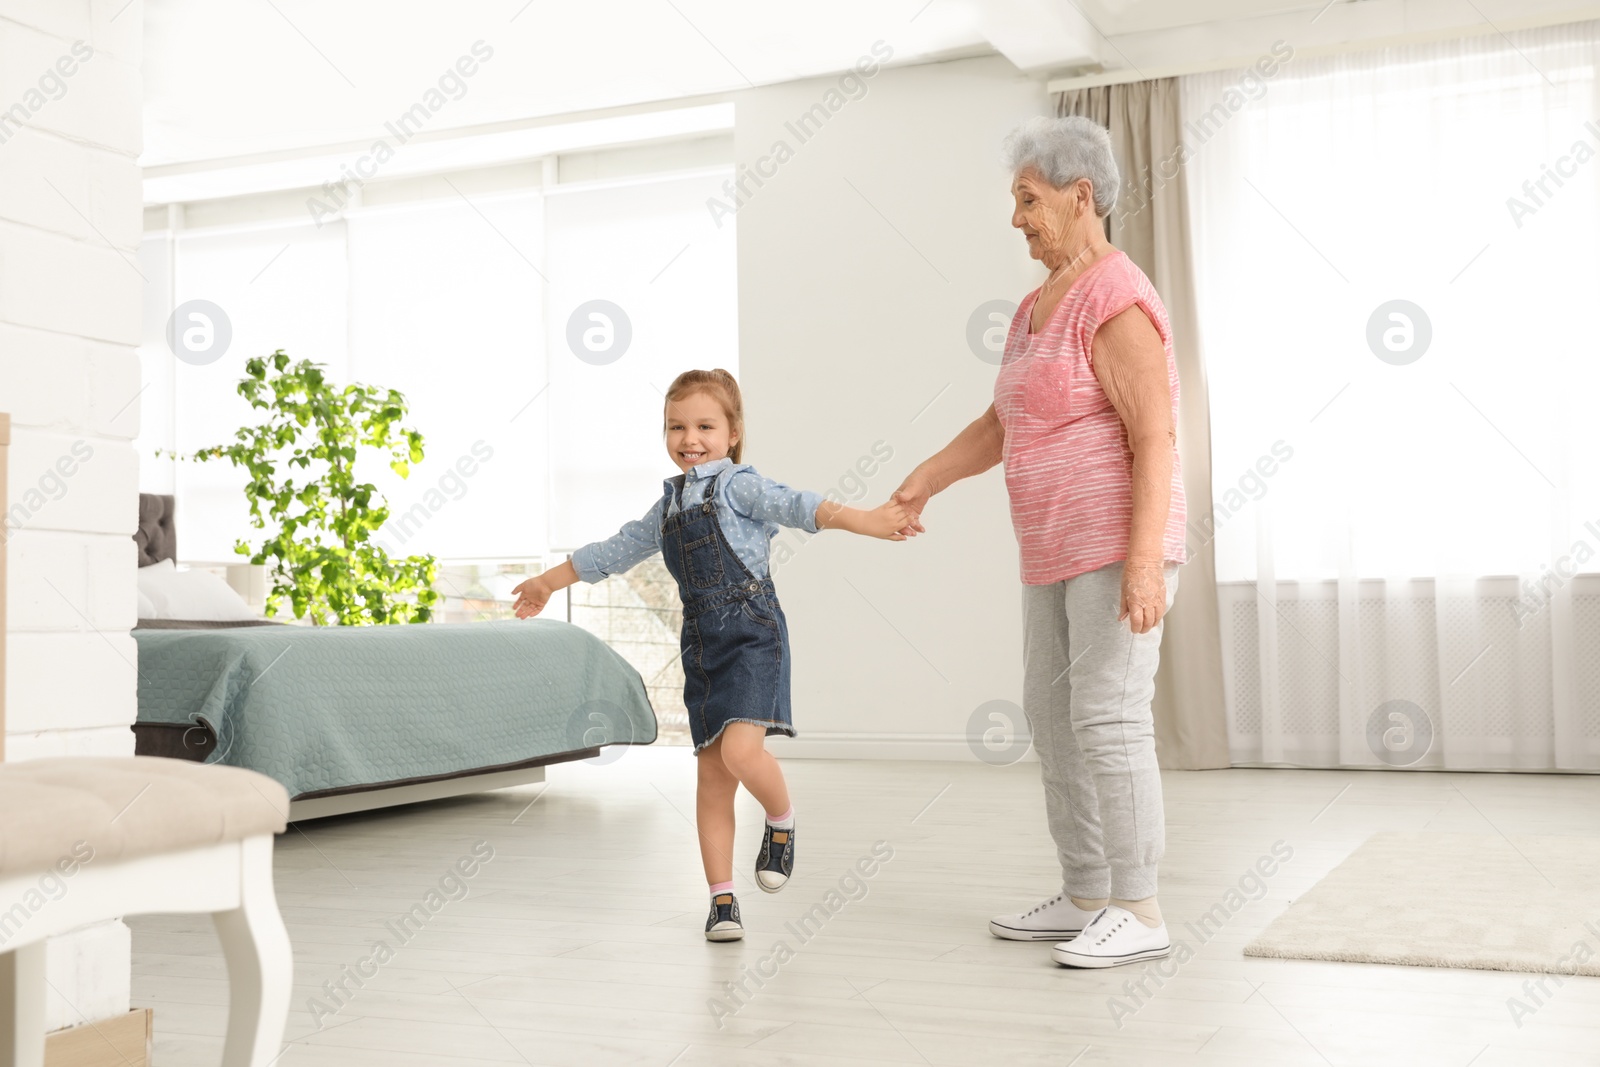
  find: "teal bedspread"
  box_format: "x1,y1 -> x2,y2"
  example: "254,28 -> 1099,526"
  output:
133,619 -> 657,798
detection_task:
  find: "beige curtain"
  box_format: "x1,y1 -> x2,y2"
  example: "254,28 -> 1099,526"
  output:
1058,82 -> 1229,770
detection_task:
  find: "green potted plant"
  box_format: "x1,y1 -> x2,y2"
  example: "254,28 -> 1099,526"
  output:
175,350 -> 441,625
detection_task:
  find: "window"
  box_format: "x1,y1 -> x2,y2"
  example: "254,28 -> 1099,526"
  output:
138,160 -> 735,567
1183,25 -> 1600,583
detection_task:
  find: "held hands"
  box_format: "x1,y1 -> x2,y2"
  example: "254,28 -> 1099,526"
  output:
864,498 -> 913,541
511,576 -> 553,619
816,497 -> 917,540
890,472 -> 931,538
1120,560 -> 1168,635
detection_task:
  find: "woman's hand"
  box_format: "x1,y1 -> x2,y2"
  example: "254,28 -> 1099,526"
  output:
511,576 -> 553,619
891,473 -> 933,536
1120,560 -> 1168,635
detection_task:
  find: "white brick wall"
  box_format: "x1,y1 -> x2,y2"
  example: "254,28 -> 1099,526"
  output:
0,327 -> 142,437
0,0 -> 144,1032
0,222 -> 144,341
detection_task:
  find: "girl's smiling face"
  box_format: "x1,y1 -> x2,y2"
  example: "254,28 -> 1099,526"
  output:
665,391 -> 739,472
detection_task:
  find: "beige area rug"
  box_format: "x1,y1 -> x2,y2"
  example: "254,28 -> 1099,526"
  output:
1243,832 -> 1600,976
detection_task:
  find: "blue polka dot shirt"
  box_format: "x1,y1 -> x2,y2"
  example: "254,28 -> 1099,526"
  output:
570,457 -> 825,583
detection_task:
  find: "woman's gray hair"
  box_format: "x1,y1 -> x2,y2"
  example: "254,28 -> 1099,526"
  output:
1002,116 -> 1120,217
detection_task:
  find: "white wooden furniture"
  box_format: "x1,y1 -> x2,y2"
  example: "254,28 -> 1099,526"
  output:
0,756 -> 291,1067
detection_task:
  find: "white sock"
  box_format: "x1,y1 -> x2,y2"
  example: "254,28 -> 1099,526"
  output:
766,806 -> 794,830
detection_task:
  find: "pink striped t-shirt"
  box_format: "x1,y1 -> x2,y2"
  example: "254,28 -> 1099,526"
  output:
993,249 -> 1188,586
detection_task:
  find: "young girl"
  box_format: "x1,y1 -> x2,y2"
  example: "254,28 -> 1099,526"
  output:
511,369 -> 909,941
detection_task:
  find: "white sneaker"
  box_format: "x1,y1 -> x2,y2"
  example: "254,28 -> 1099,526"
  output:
1050,905 -> 1171,968
989,893 -> 1103,941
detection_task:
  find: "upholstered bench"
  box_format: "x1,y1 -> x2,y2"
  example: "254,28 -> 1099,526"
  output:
0,757 -> 291,1067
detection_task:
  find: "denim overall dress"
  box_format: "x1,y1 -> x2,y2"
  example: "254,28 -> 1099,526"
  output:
659,469 -> 796,753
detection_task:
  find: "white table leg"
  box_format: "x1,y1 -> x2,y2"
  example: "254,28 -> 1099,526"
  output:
0,941 -> 47,1067
213,836 -> 292,1067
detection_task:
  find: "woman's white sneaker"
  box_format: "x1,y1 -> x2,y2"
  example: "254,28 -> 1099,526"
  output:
1050,905 -> 1171,968
989,893 -> 1104,941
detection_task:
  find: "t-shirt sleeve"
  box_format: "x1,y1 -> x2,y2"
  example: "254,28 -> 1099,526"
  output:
1077,259 -> 1170,375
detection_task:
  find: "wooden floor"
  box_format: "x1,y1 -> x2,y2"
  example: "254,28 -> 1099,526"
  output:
130,749 -> 1600,1066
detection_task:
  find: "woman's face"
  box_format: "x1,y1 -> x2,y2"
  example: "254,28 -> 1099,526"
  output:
1011,166 -> 1087,260
664,391 -> 738,473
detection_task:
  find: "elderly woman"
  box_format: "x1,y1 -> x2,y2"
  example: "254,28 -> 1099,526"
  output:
894,115 -> 1187,970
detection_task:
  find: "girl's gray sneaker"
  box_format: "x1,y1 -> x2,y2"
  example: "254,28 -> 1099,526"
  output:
705,892 -> 744,941
756,822 -> 794,892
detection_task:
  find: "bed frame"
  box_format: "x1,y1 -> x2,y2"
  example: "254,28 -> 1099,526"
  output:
130,493 -> 611,822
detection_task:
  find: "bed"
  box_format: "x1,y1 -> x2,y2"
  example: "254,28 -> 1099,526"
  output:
130,493 -> 657,821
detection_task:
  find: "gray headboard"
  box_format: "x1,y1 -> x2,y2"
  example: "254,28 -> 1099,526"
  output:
136,493 -> 177,567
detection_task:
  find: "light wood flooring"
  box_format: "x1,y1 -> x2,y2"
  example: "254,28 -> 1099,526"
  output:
129,749 -> 1600,1066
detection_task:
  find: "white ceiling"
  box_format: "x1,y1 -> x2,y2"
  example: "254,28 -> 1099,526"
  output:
140,0 -> 986,167
1069,0 -> 1326,36
141,0 -> 1595,169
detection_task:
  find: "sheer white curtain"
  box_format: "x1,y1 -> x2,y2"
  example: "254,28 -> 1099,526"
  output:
1183,21 -> 1600,770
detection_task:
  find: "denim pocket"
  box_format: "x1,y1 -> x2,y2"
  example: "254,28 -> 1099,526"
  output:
682,614 -> 712,712
739,596 -> 780,631
680,531 -> 724,588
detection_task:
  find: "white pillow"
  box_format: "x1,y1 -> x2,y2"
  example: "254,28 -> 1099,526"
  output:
137,560 -> 259,621
135,559 -> 176,615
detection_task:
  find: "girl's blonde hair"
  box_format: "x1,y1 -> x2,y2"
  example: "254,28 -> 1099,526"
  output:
664,368 -> 745,463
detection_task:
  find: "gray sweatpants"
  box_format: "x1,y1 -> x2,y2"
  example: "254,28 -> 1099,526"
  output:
1022,560 -> 1179,902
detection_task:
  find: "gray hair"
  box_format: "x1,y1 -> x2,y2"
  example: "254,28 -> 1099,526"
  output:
1002,116 -> 1120,217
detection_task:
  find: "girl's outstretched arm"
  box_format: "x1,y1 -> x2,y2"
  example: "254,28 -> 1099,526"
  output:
512,560 -> 578,619
815,498 -> 910,540
515,495 -> 668,618
724,468 -> 909,542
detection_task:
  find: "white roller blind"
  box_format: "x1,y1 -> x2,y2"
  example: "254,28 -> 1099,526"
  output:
544,170 -> 738,550
169,223 -> 350,562
347,193 -> 547,561
144,164 -> 734,570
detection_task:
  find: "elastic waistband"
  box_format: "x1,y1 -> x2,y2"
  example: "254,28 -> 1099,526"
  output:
682,577 -> 774,618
